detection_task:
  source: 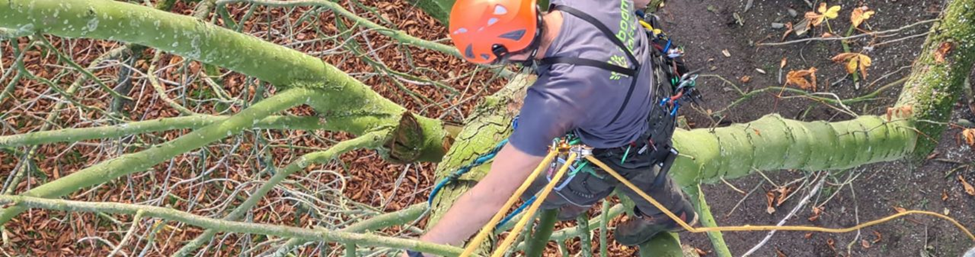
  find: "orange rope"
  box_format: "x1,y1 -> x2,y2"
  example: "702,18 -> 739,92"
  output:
583,155 -> 975,241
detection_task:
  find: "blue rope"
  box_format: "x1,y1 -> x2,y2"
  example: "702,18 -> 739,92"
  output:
427,138 -> 509,206
496,195 -> 536,230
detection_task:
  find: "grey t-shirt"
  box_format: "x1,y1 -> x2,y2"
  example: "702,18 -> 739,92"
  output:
509,0 -> 655,157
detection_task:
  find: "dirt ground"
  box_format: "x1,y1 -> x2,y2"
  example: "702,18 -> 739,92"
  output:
653,0 -> 975,256
1,0 -> 973,256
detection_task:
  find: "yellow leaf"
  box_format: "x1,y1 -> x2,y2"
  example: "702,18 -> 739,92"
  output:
817,3 -> 827,13
846,59 -> 859,75
831,53 -> 872,78
852,7 -> 876,28
859,54 -> 872,78
824,5 -> 841,19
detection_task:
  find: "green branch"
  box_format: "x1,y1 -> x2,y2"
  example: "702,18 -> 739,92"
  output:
270,203 -> 427,256
176,131 -> 387,256
0,88 -> 314,225
0,115 -> 329,148
0,195 -> 463,256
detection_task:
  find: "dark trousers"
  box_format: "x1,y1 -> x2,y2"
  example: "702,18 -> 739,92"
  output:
521,143 -> 688,217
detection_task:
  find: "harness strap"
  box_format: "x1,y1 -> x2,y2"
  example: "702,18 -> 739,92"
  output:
541,56 -> 635,76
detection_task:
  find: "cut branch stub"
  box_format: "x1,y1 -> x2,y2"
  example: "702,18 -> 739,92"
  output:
384,112 -> 453,163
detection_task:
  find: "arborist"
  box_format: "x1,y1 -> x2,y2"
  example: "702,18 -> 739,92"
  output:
406,0 -> 702,255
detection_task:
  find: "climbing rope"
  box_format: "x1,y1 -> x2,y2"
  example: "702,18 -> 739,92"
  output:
582,154 -> 975,240
427,138 -> 508,207
452,144 -> 975,257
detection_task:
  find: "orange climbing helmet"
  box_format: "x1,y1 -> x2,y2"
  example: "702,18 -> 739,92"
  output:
448,0 -> 543,64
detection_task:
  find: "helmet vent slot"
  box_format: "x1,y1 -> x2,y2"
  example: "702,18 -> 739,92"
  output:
498,29 -> 526,40
493,5 -> 507,15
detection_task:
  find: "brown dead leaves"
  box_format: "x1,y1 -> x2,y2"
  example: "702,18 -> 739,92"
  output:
935,42 -> 953,63
832,53 -> 872,78
851,6 -> 876,28
766,185 -> 795,214
959,175 -> 975,196
885,105 -> 914,121
808,206 -> 824,221
962,128 -> 975,146
786,67 -> 818,91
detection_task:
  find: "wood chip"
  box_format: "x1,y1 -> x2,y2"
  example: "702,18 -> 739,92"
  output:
722,49 -> 731,57
893,206 -> 907,213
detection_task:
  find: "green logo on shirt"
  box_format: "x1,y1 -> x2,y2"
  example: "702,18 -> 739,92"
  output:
609,0 -> 637,80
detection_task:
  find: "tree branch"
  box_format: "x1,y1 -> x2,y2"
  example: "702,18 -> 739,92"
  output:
176,131 -> 388,256
0,87 -> 314,225
0,195 -> 463,256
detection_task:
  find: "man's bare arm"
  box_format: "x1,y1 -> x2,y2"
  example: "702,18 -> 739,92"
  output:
414,143 -> 544,253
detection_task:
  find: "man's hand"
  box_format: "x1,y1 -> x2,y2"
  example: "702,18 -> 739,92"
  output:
415,143 -> 544,251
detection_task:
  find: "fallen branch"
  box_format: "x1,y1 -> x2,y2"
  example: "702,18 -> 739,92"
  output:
0,195 -> 463,256
176,131 -> 387,256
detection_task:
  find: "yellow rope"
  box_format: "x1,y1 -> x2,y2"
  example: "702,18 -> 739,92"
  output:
491,153 -> 578,257
459,150 -> 558,257
583,155 -> 975,242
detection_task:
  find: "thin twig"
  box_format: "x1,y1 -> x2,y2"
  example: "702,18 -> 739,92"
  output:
742,173 -> 827,256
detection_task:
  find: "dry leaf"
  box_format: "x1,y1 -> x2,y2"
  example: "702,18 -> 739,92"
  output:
822,32 -> 834,38
722,49 -> 731,57
851,6 -> 876,28
694,248 -> 708,256
776,248 -> 787,257
808,206 -> 824,221
962,128 -> 975,146
886,105 -> 914,121
781,20 -> 796,40
872,231 -> 883,243
780,57 -> 788,68
935,42 -> 953,63
959,175 -> 975,196
831,53 -> 872,78
786,67 -> 818,91
775,186 -> 793,206
806,3 -> 842,27
741,75 -> 752,83
942,189 -> 949,201
827,238 -> 836,250
766,191 -> 777,214
893,206 -> 907,213
804,232 -> 813,239
861,239 -> 871,249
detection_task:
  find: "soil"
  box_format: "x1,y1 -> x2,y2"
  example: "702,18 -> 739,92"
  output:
0,0 -> 973,256
655,0 -> 975,256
